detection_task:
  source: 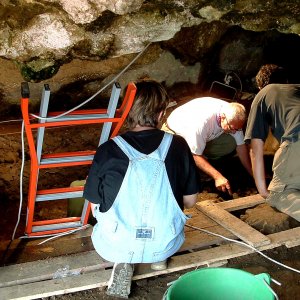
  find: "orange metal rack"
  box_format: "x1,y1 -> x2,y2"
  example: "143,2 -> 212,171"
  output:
20,82 -> 137,237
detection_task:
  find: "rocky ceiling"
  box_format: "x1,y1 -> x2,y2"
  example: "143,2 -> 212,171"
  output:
0,0 -> 300,116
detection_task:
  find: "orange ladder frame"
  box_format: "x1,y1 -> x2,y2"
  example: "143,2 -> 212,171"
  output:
21,82 -> 137,237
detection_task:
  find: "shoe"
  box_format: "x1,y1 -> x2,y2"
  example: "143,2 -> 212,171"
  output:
106,263 -> 134,299
150,259 -> 167,271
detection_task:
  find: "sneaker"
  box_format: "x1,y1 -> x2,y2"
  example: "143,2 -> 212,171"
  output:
150,259 -> 167,271
106,263 -> 134,299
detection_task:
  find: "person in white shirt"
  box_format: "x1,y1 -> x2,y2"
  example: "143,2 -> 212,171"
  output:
162,97 -> 252,195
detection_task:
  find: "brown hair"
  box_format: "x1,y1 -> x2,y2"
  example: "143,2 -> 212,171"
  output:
256,64 -> 288,90
126,79 -> 169,129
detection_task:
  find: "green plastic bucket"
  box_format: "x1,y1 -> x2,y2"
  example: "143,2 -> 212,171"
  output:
164,268 -> 276,300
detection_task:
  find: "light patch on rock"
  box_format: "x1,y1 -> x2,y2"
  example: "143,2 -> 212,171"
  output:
9,13 -> 83,61
53,0 -> 143,24
290,23 -> 300,35
92,0 -> 143,15
110,10 -> 201,56
102,50 -> 201,88
23,14 -> 72,49
199,6 -> 226,22
0,25 -> 15,57
59,0 -> 98,24
87,32 -> 115,57
26,59 -> 56,72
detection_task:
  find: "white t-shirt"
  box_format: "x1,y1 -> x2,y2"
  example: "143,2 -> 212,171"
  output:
167,97 -> 245,155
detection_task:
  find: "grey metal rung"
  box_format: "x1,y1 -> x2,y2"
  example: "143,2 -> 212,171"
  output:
40,155 -> 94,165
46,113 -> 111,122
32,221 -> 83,233
36,190 -> 83,202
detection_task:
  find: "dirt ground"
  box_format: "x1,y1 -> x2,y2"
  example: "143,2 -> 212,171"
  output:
0,101 -> 299,299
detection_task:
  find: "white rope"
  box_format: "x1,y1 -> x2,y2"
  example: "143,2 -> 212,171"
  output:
0,119 -> 23,124
11,121 -> 25,240
185,223 -> 300,274
37,224 -> 91,245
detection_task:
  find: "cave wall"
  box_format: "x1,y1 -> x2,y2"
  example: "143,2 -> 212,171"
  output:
0,0 -> 300,117
1,0 -> 300,239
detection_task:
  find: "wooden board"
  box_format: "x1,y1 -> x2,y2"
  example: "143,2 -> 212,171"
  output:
0,251 -> 112,288
181,227 -> 236,252
217,194 -> 265,211
1,227 -> 300,300
196,200 -> 271,247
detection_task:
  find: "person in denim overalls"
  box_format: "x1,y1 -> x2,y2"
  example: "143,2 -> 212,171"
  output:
84,79 -> 199,298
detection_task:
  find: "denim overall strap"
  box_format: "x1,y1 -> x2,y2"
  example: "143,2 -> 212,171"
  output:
113,132 -> 173,161
148,132 -> 173,161
113,136 -> 144,160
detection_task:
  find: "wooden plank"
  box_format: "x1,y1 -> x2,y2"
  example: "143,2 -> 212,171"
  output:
196,200 -> 271,247
285,239 -> 300,248
1,195 -> 298,300
1,227 -> 299,300
184,208 -> 221,231
181,226 -> 236,252
217,194 -> 265,211
1,235 -> 95,265
0,269 -> 111,300
0,251 -> 113,288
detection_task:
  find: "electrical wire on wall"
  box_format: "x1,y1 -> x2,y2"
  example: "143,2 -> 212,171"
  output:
31,42 -> 151,122
224,71 -> 243,94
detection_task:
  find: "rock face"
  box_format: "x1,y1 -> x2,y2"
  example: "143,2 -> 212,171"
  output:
1,0 -> 299,242
0,0 -> 300,117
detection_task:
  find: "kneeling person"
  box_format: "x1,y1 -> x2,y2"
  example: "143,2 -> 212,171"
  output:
83,79 -> 199,298
162,97 -> 252,195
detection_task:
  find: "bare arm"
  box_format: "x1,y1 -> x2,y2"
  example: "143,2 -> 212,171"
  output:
236,144 -> 253,176
193,154 -> 232,195
249,139 -> 269,198
183,193 -> 198,209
